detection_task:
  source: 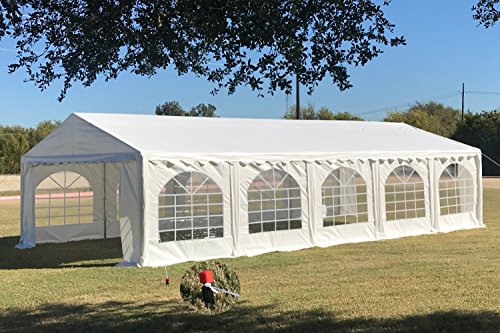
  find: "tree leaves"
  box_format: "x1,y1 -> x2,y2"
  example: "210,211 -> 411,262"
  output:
155,100 -> 218,117
473,0 -> 499,28
383,102 -> 460,138
0,120 -> 60,174
283,102 -> 364,120
0,0 -> 405,101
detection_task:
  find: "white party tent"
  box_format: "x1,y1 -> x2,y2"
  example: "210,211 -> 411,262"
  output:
17,113 -> 484,266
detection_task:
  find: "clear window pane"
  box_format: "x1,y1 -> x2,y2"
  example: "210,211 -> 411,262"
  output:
247,169 -> 302,234
158,172 -> 223,243
321,168 -> 368,228
385,165 -> 426,221
438,164 -> 473,216
35,171 -> 93,227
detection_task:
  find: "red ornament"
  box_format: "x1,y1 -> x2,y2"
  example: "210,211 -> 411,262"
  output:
199,270 -> 214,284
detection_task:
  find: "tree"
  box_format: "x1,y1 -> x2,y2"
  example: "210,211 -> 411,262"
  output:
452,110 -> 499,176
155,101 -> 186,116
29,120 -> 61,146
332,112 -> 364,121
0,126 -> 30,174
473,0 -> 499,28
0,1 -> 405,101
155,101 -> 218,117
0,121 -> 59,174
316,107 -> 335,120
283,103 -> 364,120
383,102 -> 460,137
188,104 -> 218,118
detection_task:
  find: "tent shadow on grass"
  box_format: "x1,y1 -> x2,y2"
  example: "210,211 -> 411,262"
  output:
0,299 -> 499,333
0,236 -> 122,269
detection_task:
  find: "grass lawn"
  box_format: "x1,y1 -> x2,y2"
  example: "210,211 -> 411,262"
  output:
0,190 -> 499,332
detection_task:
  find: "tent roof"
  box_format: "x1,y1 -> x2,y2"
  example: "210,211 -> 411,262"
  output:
22,112 -> 480,164
70,112 -> 479,160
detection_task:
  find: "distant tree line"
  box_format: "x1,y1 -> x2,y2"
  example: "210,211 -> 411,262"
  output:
283,102 -> 363,120
284,101 -> 498,176
0,121 -> 60,174
155,101 -> 218,117
1,101 -> 498,175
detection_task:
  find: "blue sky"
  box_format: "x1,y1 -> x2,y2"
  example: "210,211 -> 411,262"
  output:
0,0 -> 499,127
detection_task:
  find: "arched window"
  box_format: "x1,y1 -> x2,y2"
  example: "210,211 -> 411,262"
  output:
158,172 -> 223,242
439,163 -> 474,215
385,165 -> 426,221
322,167 -> 368,227
35,171 -> 93,226
247,169 -> 301,233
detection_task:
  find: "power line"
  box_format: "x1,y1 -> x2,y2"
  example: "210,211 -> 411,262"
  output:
467,91 -> 500,96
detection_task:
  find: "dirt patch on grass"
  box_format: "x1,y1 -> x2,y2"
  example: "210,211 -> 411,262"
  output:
0,175 -> 20,193
483,177 -> 500,189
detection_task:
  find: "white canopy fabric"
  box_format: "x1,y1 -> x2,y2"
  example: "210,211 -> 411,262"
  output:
18,113 -> 484,267
65,113 -> 481,158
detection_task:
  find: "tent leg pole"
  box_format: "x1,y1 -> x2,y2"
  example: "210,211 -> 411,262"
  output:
103,162 -> 107,240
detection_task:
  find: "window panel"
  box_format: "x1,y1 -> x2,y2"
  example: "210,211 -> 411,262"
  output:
275,199 -> 289,209
158,172 -> 223,242
261,199 -> 275,211
193,228 -> 209,239
323,217 -> 334,227
159,219 -> 175,231
262,211 -> 275,221
35,171 -> 93,227
209,227 -> 224,238
175,195 -> 192,206
50,216 -> 65,225
175,207 -> 190,217
276,220 -> 289,230
276,210 -> 289,220
248,212 -> 261,223
289,198 -> 301,209
358,213 -> 369,223
159,207 -> 175,219
192,205 -> 208,216
248,201 -> 261,211
385,165 -> 426,221
192,195 -> 208,205
176,229 -> 192,241
247,169 -> 302,233
262,222 -> 276,232
176,218 -> 192,230
438,164 -> 473,216
193,217 -> 208,228
209,204 -> 223,215
208,194 -> 223,203
249,223 -> 262,234
160,231 -> 175,242
65,215 -> 80,225
209,216 -> 224,227
159,195 -> 174,207
322,167 -> 369,227
36,218 -> 49,227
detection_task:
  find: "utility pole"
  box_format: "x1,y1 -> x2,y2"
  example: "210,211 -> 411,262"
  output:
285,92 -> 289,116
461,82 -> 465,123
296,72 -> 300,120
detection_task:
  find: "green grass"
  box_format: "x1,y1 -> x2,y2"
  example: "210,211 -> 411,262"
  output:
0,190 -> 499,332
0,190 -> 20,197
